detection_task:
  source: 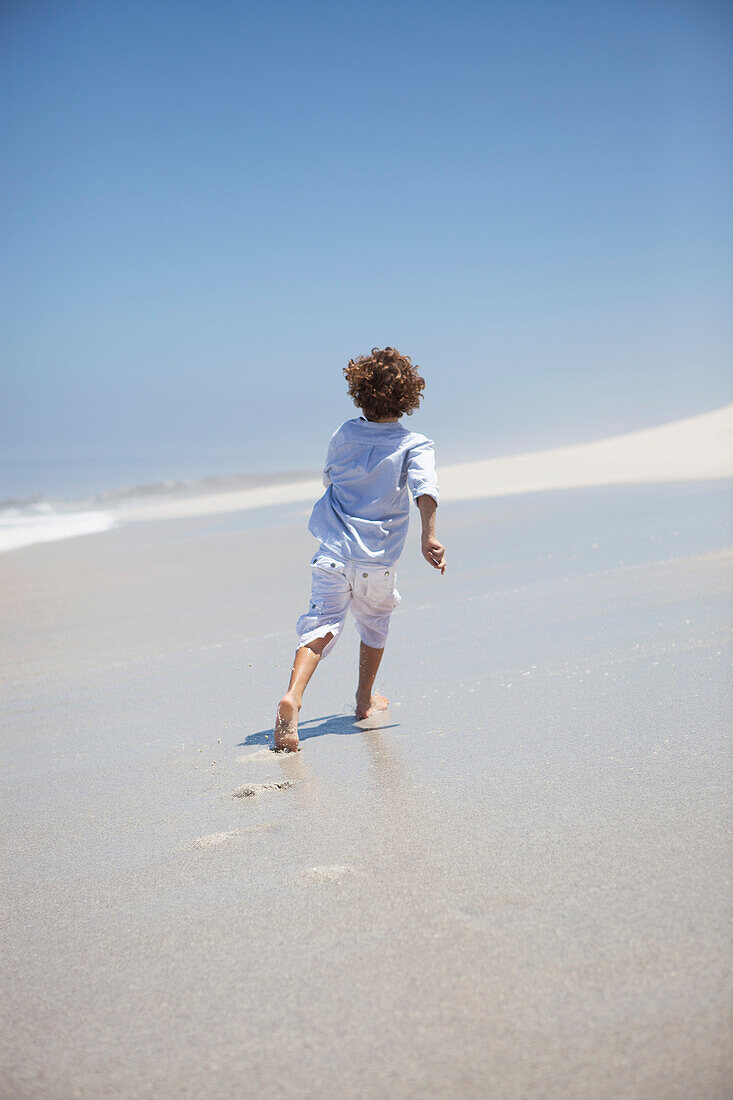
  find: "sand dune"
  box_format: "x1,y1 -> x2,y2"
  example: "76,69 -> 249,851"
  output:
119,403 -> 733,523
439,401 -> 733,501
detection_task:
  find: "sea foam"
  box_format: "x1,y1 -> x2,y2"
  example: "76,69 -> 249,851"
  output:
0,507 -> 118,553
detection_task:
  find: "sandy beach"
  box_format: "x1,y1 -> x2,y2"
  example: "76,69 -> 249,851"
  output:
1,416 -> 732,1098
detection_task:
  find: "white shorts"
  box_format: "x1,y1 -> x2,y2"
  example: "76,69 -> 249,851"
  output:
296,549 -> 401,659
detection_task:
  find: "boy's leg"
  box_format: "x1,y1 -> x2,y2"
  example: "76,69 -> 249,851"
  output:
351,568 -> 399,720
355,641 -> 389,720
279,553 -> 351,751
274,634 -> 333,751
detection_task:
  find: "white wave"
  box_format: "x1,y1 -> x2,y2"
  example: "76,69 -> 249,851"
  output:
0,510 -> 119,553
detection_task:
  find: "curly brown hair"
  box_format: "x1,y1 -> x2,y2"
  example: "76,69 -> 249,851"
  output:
343,347 -> 425,421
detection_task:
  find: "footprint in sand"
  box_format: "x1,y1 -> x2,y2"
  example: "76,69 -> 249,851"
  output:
192,830 -> 239,849
236,748 -> 277,764
451,897 -> 534,929
300,865 -> 356,884
230,780 -> 296,798
192,822 -> 280,848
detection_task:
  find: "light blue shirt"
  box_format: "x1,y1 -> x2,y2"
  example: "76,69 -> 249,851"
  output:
308,417 -> 439,566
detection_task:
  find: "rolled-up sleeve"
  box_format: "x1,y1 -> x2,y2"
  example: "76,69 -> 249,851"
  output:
406,438 -> 439,506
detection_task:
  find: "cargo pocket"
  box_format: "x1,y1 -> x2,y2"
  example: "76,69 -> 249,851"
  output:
308,560 -> 351,618
365,569 -> 398,608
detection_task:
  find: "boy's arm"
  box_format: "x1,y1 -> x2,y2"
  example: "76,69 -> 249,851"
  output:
417,494 -> 446,574
406,437 -> 444,573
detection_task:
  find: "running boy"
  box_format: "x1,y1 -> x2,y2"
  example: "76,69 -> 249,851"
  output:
273,347 -> 446,752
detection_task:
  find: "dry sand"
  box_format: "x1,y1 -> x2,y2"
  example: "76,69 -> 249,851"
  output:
1,418 -> 732,1097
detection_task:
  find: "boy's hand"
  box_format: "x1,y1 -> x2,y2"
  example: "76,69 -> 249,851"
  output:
422,535 -> 446,574
416,495 -> 445,574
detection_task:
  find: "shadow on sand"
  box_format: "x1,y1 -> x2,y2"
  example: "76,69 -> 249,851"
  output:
239,712 -> 399,748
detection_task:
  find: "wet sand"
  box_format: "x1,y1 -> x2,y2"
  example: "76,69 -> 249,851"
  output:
1,480 -> 731,1098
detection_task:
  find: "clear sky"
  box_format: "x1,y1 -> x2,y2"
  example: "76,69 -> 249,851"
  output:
1,0 -> 731,498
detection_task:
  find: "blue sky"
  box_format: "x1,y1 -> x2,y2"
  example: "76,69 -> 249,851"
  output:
1,0 -> 731,497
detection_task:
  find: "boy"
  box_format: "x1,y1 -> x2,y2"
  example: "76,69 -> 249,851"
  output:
274,346 -> 446,752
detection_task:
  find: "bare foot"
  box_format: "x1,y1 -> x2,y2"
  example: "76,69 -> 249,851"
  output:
355,692 -> 389,720
274,693 -> 300,752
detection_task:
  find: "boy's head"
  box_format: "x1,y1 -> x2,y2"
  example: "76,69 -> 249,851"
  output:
343,346 -> 425,422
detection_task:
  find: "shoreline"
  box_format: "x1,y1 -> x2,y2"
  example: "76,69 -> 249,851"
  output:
110,400 -> 733,519
2,403 -> 731,552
